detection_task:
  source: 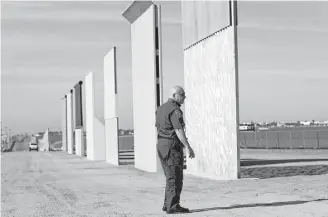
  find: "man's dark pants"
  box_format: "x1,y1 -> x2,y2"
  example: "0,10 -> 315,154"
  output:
157,138 -> 184,211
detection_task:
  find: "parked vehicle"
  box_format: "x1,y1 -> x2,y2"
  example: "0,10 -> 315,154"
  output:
29,136 -> 39,151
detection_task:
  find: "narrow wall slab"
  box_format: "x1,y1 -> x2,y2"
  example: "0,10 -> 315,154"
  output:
66,90 -> 74,154
85,72 -> 106,161
74,81 -> 84,157
122,1 -> 162,172
104,47 -> 119,165
61,96 -> 67,152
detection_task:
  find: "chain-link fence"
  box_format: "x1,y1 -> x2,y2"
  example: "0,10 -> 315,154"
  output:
119,135 -> 134,150
116,131 -> 328,166
239,130 -> 328,149
118,130 -> 328,151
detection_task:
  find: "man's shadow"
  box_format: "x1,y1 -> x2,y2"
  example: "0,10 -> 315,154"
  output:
189,198 -> 328,213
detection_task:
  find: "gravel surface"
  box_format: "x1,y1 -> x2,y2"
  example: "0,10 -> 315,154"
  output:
1,151 -> 328,217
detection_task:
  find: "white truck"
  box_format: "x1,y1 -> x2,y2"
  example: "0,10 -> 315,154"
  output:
29,136 -> 39,152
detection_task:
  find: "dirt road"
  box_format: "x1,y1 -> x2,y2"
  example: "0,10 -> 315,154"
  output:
1,152 -> 328,217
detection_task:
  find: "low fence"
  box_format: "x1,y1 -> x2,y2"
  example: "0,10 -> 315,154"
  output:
119,135 -> 134,150
240,130 -> 328,149
77,129 -> 328,166
118,130 -> 328,151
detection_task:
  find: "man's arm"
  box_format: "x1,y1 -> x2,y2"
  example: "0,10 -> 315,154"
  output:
175,128 -> 189,148
175,129 -> 195,158
170,110 -> 195,158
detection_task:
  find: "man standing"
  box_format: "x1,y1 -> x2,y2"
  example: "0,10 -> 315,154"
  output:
156,85 -> 195,214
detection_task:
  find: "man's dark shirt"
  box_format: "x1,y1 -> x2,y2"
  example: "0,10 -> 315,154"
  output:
156,99 -> 185,139
156,99 -> 185,159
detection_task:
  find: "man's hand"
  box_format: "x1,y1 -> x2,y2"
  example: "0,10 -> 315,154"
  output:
175,128 -> 195,159
187,146 -> 195,159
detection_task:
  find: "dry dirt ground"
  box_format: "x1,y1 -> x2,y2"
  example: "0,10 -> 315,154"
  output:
1,151 -> 328,217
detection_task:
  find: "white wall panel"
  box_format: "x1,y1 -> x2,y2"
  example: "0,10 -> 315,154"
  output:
61,97 -> 67,152
183,27 -> 240,180
105,118 -> 119,165
131,4 -> 159,172
85,72 -> 106,161
104,47 -> 118,120
104,47 -> 119,165
85,72 -> 94,159
66,91 -> 74,154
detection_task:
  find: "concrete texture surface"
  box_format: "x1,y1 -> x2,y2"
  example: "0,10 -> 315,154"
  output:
182,0 -> 239,180
1,151 -> 328,217
184,27 -> 239,180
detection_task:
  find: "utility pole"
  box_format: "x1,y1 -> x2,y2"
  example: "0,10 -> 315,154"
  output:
5,127 -> 8,144
8,129 -> 11,145
0,122 -> 2,149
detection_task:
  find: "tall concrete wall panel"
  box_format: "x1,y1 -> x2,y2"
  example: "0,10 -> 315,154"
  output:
85,72 -> 106,161
66,91 -> 74,154
104,48 -> 118,120
74,81 -> 84,156
61,97 -> 67,152
104,47 -> 119,165
130,4 -> 159,172
182,0 -> 240,180
181,1 -> 231,49
74,82 -> 83,128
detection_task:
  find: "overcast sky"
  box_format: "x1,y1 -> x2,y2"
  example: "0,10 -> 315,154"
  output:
1,1 -> 328,134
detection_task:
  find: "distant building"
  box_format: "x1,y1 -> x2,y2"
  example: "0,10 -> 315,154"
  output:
300,121 -> 311,126
276,122 -> 285,127
319,121 -> 328,126
239,123 -> 255,131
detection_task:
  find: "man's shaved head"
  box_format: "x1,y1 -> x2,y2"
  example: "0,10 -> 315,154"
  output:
170,85 -> 186,105
170,86 -> 185,97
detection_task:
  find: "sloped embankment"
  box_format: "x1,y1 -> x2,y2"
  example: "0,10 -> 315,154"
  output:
3,135 -> 30,152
